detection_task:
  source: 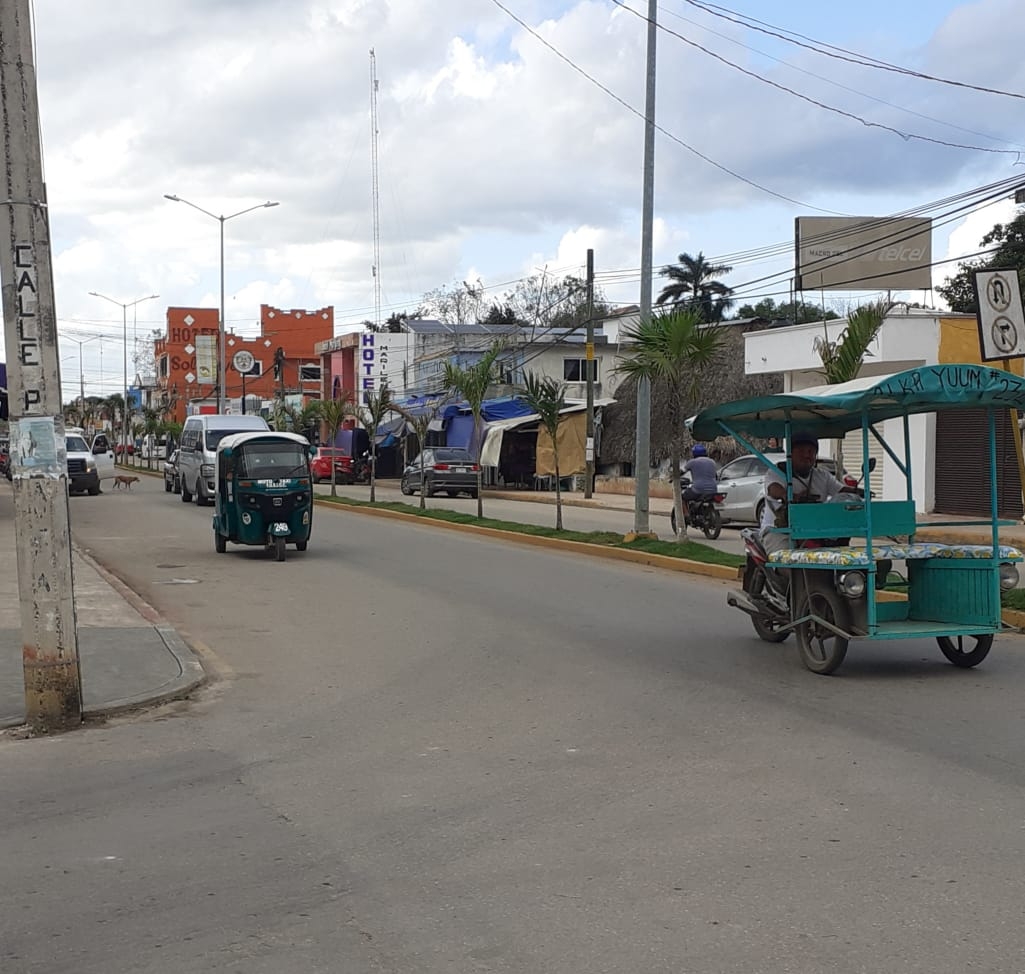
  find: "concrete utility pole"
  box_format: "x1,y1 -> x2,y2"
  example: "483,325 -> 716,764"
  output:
584,248 -> 595,499
0,0 -> 83,730
633,0 -> 657,535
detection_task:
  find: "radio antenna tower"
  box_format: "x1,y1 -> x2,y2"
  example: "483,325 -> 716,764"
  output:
369,49 -> 382,331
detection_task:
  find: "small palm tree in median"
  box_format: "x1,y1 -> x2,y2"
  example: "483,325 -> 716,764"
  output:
394,398 -> 448,512
615,307 -> 726,542
443,342 -> 504,518
522,370 -> 569,530
353,387 -> 394,503
319,394 -> 354,498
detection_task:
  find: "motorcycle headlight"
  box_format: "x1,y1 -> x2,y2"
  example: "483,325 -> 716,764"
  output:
837,571 -> 867,599
999,563 -> 1020,592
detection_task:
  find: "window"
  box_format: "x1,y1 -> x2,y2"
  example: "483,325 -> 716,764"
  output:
563,358 -> 598,382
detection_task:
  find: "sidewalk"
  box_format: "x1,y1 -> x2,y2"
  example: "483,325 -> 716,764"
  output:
0,488 -> 204,729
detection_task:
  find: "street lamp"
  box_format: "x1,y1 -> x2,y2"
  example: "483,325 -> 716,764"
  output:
60,333 -> 102,405
163,194 -> 279,412
88,292 -> 160,458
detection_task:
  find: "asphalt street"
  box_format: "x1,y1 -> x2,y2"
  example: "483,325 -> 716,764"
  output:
3,475 -> 1025,973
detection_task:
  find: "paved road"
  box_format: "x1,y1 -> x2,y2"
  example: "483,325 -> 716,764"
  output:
3,476 -> 1025,973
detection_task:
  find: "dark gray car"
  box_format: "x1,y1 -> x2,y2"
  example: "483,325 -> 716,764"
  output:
400,448 -> 479,498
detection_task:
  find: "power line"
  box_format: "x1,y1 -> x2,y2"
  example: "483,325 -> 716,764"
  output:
682,0 -> 1025,101
486,0 -> 846,214
613,1 -> 1023,157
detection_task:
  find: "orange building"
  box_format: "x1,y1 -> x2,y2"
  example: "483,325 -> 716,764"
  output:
155,304 -> 334,423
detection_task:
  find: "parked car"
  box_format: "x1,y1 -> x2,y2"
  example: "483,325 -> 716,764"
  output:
400,447 -> 479,498
163,450 -> 180,493
64,429 -> 116,495
715,452 -> 840,525
310,447 -> 355,485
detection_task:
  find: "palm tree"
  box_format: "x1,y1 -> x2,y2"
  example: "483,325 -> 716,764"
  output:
352,387 -> 394,503
318,395 -> 354,498
656,251 -> 734,322
615,308 -> 727,542
444,342 -> 504,518
813,299 -> 892,478
522,371 -> 569,530
394,399 -> 448,511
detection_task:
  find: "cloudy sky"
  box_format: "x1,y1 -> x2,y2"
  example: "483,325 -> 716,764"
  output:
8,0 -> 1025,399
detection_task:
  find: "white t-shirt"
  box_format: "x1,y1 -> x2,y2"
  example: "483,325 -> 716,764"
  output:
760,464 -> 848,532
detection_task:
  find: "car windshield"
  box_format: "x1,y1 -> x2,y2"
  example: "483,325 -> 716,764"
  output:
238,442 -> 308,479
66,436 -> 88,452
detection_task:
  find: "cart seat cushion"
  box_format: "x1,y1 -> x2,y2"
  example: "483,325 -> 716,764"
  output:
767,542 -> 1024,567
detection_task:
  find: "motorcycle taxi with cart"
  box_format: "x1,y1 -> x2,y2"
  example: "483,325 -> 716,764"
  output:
212,431 -> 314,562
689,364 -> 1025,675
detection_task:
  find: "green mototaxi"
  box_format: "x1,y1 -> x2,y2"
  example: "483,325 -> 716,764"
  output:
212,431 -> 314,562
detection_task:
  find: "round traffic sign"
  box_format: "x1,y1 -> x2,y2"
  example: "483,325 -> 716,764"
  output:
992,316 -> 1018,354
232,349 -> 256,374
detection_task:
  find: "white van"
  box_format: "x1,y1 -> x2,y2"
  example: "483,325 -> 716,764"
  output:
177,413 -> 270,506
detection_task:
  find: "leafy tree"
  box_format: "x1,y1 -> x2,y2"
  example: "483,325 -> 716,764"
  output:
443,342 -> 505,518
480,302 -> 521,325
522,371 -> 569,530
319,395 -> 355,498
656,251 -> 734,321
938,209 -> 1025,313
614,308 -> 727,541
352,387 -> 394,503
503,273 -> 609,331
735,297 -> 839,324
422,279 -> 487,324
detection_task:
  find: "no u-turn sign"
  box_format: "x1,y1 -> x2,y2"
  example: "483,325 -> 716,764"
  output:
975,268 -> 1025,361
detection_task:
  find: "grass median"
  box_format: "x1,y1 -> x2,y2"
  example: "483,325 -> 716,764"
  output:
315,494 -> 745,569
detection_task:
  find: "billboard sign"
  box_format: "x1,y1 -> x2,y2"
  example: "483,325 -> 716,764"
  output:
795,216 -> 932,291
195,334 -> 216,385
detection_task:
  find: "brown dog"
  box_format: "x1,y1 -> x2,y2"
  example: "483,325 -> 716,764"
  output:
113,474 -> 140,490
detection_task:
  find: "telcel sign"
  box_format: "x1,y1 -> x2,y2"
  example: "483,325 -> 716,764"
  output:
795,216 -> 933,291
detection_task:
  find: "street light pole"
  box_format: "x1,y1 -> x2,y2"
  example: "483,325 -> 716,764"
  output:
60,334 -> 101,406
163,194 -> 279,412
89,292 -> 159,459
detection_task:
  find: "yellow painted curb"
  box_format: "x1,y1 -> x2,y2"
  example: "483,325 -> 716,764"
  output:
313,498 -> 741,581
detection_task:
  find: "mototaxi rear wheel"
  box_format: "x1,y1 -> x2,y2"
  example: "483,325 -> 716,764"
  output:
936,633 -> 993,668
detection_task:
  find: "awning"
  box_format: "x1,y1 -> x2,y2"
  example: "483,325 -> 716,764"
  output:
479,402 -> 602,467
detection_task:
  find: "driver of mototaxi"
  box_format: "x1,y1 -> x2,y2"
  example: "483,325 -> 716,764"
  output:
760,430 -> 854,557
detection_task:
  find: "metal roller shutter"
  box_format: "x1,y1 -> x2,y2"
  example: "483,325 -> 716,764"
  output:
934,408 -> 1023,518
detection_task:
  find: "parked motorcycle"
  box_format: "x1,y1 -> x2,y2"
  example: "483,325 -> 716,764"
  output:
670,482 -> 725,540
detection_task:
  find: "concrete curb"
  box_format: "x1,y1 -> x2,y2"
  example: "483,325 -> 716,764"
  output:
313,497 -> 742,581
74,547 -> 208,718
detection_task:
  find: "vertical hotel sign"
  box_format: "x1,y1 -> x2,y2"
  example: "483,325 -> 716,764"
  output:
195,334 -> 216,385
360,332 -> 390,402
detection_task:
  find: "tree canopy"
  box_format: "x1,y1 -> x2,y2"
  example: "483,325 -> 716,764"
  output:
938,209 -> 1025,313
655,251 -> 734,322
734,297 -> 839,324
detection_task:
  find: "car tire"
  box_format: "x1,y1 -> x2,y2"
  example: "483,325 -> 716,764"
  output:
755,498 -> 765,525
181,479 -> 193,503
88,485 -> 100,496
425,477 -> 436,498
400,478 -> 414,496
295,540 -> 308,552
195,480 -> 209,507
164,478 -> 173,493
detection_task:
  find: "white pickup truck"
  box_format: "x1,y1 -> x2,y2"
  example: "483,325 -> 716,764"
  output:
65,427 -> 115,494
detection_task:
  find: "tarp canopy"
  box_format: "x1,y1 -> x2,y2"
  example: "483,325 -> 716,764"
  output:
689,364 -> 1025,440
479,404 -> 590,467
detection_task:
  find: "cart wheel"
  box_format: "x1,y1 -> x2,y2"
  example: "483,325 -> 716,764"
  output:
795,588 -> 848,674
703,508 -> 722,540
295,540 -> 308,552
936,633 -> 993,668
274,536 -> 286,562
215,531 -> 226,553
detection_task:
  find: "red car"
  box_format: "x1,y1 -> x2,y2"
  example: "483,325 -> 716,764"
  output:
310,447 -> 355,484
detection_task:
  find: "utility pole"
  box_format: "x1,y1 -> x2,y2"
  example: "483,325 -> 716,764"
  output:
584,248 -> 595,499
633,0 -> 657,535
0,0 -> 83,730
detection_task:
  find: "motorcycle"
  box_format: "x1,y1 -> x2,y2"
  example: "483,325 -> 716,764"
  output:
354,451 -> 372,484
670,480 -> 726,540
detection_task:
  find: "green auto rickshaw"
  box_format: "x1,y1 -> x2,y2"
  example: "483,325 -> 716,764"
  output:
212,431 -> 314,561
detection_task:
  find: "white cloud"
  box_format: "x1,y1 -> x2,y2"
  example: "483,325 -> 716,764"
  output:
0,0 -> 1021,399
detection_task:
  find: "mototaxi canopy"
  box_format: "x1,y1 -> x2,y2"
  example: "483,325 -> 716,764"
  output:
689,364 -> 1025,441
